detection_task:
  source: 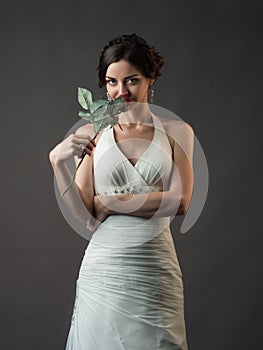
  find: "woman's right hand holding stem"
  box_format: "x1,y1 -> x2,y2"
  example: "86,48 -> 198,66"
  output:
49,129 -> 96,225
51,133 -> 96,167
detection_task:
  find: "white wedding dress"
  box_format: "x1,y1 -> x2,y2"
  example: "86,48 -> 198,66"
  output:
65,114 -> 189,349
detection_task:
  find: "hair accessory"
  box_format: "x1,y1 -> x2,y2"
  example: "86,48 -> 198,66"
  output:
148,89 -> 154,103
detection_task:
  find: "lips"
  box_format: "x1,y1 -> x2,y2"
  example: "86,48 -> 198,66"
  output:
116,95 -> 135,103
125,96 -> 134,102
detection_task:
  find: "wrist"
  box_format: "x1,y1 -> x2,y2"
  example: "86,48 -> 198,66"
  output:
53,158 -> 67,169
95,195 -> 111,216
106,194 -> 133,215
103,196 -> 114,215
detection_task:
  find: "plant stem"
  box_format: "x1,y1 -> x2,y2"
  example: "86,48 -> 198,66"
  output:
61,130 -> 99,197
61,120 -> 123,197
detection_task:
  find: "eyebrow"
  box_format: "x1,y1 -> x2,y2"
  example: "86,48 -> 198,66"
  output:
105,74 -> 140,80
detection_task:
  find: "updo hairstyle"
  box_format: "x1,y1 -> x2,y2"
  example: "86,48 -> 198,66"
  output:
98,33 -> 164,88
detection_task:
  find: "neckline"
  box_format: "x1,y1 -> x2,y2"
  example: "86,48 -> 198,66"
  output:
111,113 -> 157,168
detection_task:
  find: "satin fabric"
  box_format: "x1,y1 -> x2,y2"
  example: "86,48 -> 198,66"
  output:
65,114 -> 188,349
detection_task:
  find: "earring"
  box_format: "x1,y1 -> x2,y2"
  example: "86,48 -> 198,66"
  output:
147,89 -> 154,103
106,91 -> 112,101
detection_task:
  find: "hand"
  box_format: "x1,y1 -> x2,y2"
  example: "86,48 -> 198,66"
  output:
53,133 -> 96,166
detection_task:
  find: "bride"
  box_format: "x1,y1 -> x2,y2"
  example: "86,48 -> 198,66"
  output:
49,33 -> 194,350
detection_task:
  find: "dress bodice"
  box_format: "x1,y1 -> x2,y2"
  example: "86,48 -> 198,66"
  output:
93,113 -> 173,196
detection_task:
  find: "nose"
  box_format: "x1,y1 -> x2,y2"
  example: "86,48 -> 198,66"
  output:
116,83 -> 128,98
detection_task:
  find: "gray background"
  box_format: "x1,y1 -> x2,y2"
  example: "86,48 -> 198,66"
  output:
1,0 -> 262,349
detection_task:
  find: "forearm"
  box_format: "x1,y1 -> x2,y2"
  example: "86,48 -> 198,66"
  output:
100,190 -> 187,219
51,160 -> 94,223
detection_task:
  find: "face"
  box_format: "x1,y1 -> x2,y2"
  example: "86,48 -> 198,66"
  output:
105,59 -> 154,103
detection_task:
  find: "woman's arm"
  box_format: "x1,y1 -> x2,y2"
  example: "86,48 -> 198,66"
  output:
49,124 -> 96,223
95,190 -> 182,219
94,121 -> 194,221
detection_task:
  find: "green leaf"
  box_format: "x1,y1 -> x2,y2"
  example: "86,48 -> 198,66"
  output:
62,89 -> 127,196
94,121 -> 103,134
111,96 -> 126,105
78,87 -> 93,110
78,110 -> 91,119
88,97 -> 126,133
106,100 -> 126,116
91,107 -> 109,133
91,110 -> 119,134
89,99 -> 107,113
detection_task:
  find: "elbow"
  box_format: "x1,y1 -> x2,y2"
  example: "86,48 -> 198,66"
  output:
49,149 -> 57,167
178,198 -> 191,216
49,142 -> 62,167
49,150 -> 54,164
178,205 -> 187,216
166,192 -> 189,217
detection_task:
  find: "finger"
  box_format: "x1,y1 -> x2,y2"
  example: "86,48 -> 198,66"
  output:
75,135 -> 96,147
75,143 -> 85,158
74,140 -> 96,152
84,148 -> 92,156
91,138 -> 96,147
77,150 -> 85,159
86,217 -> 100,232
75,141 -> 93,157
84,142 -> 95,151
77,148 -> 92,159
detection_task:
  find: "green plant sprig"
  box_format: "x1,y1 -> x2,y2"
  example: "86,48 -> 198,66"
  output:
61,87 -> 126,196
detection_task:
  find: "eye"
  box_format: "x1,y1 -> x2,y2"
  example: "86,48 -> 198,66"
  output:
126,78 -> 139,85
106,78 -> 116,85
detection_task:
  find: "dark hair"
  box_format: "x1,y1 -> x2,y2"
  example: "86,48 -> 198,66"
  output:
98,33 -> 164,88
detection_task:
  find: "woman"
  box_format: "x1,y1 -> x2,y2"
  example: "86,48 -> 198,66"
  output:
50,33 -> 194,350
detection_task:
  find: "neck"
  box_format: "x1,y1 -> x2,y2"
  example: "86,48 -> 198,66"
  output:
119,102 -> 153,126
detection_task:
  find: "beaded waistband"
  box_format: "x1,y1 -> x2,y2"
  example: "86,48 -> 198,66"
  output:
96,184 -> 161,196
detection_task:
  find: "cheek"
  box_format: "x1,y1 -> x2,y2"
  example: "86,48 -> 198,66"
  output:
140,86 -> 149,96
107,85 -> 117,95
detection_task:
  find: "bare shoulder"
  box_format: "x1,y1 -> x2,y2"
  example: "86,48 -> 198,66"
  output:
155,115 -> 194,162
75,123 -> 105,145
156,115 -> 194,135
75,123 -> 94,136
155,115 -> 194,149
